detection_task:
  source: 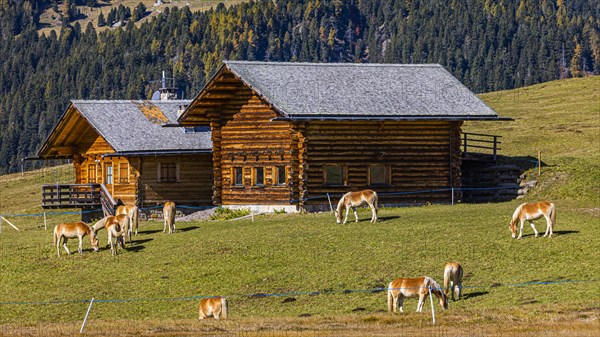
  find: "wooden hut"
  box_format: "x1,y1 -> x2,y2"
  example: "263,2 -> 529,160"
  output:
178,61 -> 505,212
37,100 -> 213,217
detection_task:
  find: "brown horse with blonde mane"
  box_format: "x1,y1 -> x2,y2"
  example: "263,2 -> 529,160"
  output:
105,214 -> 129,256
163,201 -> 176,234
387,276 -> 448,313
116,204 -> 139,241
335,189 -> 378,224
53,222 -> 99,257
509,201 -> 556,239
199,297 -> 228,320
443,262 -> 463,301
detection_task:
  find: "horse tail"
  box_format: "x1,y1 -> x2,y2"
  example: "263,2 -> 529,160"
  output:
53,225 -> 58,246
373,191 -> 379,213
443,265 -> 452,294
132,206 -> 139,235
221,297 -> 228,319
387,281 -> 394,312
550,203 -> 556,230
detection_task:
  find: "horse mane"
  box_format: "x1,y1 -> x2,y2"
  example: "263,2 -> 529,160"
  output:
424,276 -> 442,292
336,194 -> 347,211
510,203 -> 524,226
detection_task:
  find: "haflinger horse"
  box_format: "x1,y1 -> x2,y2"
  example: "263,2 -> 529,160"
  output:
116,204 -> 139,242
53,222 -> 99,257
163,201 -> 176,234
335,189 -> 378,224
443,262 -> 463,301
105,214 -> 129,256
387,276 -> 448,313
509,201 -> 556,239
199,297 -> 228,320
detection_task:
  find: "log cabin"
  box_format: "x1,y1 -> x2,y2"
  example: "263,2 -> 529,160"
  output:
178,61 -> 507,212
37,100 -> 213,217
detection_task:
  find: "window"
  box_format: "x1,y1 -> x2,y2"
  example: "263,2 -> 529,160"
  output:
324,165 -> 345,185
118,163 -> 129,184
88,164 -> 96,183
253,167 -> 264,186
105,164 -> 113,184
159,163 -> 177,183
233,167 -> 243,186
369,165 -> 390,185
275,166 -> 287,186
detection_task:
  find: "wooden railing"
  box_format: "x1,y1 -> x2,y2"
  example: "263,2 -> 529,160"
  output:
462,133 -> 501,161
42,184 -> 116,216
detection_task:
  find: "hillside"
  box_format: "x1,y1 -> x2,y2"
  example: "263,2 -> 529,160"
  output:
1,0 -> 599,174
467,76 -> 600,204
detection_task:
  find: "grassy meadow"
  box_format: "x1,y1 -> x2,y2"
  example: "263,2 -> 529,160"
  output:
1,76 -> 599,336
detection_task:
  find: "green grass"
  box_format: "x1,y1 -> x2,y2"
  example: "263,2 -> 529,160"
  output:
0,77 -> 599,334
468,76 -> 600,204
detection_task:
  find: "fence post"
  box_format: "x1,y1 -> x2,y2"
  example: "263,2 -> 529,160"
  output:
493,136 -> 498,161
451,188 -> 455,205
80,297 -> 94,334
327,193 -> 334,213
0,215 -> 3,233
43,212 -> 47,231
428,286 -> 436,325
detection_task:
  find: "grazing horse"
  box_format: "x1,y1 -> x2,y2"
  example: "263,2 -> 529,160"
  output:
199,297 -> 228,320
116,204 -> 139,241
443,262 -> 463,301
387,276 -> 448,313
53,222 -> 99,257
163,201 -> 176,234
509,201 -> 556,239
335,189 -> 378,224
105,215 -> 129,256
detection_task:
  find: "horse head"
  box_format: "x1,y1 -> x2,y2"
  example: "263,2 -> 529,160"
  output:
509,218 -> 518,239
334,209 -> 343,224
89,229 -> 100,252
439,290 -> 449,309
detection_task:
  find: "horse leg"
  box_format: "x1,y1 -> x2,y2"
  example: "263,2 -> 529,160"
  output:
542,215 -> 551,237
163,218 -> 167,233
344,207 -> 350,224
78,235 -> 83,254
417,294 -> 425,312
56,236 -> 61,257
450,281 -> 455,301
63,237 -> 71,255
530,221 -> 539,238
398,295 -> 405,313
369,203 -> 377,223
517,219 -> 525,239
353,207 -> 359,223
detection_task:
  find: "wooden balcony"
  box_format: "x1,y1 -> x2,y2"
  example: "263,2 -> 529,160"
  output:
42,184 -> 117,216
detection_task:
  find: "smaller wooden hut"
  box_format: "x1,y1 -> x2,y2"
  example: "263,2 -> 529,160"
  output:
37,100 -> 213,217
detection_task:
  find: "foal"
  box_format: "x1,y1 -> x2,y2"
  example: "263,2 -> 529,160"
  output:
387,276 -> 448,313
199,297 -> 228,320
105,215 -> 129,256
443,262 -> 463,301
335,190 -> 378,224
53,222 -> 99,257
116,204 -> 139,241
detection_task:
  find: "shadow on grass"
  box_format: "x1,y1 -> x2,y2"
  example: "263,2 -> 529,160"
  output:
178,226 -> 201,232
522,230 -> 579,238
462,291 -> 488,300
125,245 -> 146,253
139,229 -> 162,235
131,238 -> 153,245
377,216 -> 401,222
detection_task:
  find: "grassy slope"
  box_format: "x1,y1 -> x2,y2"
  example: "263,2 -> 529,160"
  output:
0,77 -> 599,334
38,0 -> 244,36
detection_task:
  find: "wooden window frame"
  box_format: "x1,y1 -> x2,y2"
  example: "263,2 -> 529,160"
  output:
232,167 -> 243,187
323,165 -> 347,186
87,164 -> 97,183
368,164 -> 391,186
117,162 -> 130,184
157,163 -> 180,183
105,163 -> 113,185
274,166 -> 287,186
252,166 -> 265,187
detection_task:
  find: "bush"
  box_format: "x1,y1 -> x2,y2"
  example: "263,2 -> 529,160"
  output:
210,206 -> 251,220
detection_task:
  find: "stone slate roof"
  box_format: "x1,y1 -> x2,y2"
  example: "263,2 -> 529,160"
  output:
71,100 -> 211,154
219,61 -> 500,120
